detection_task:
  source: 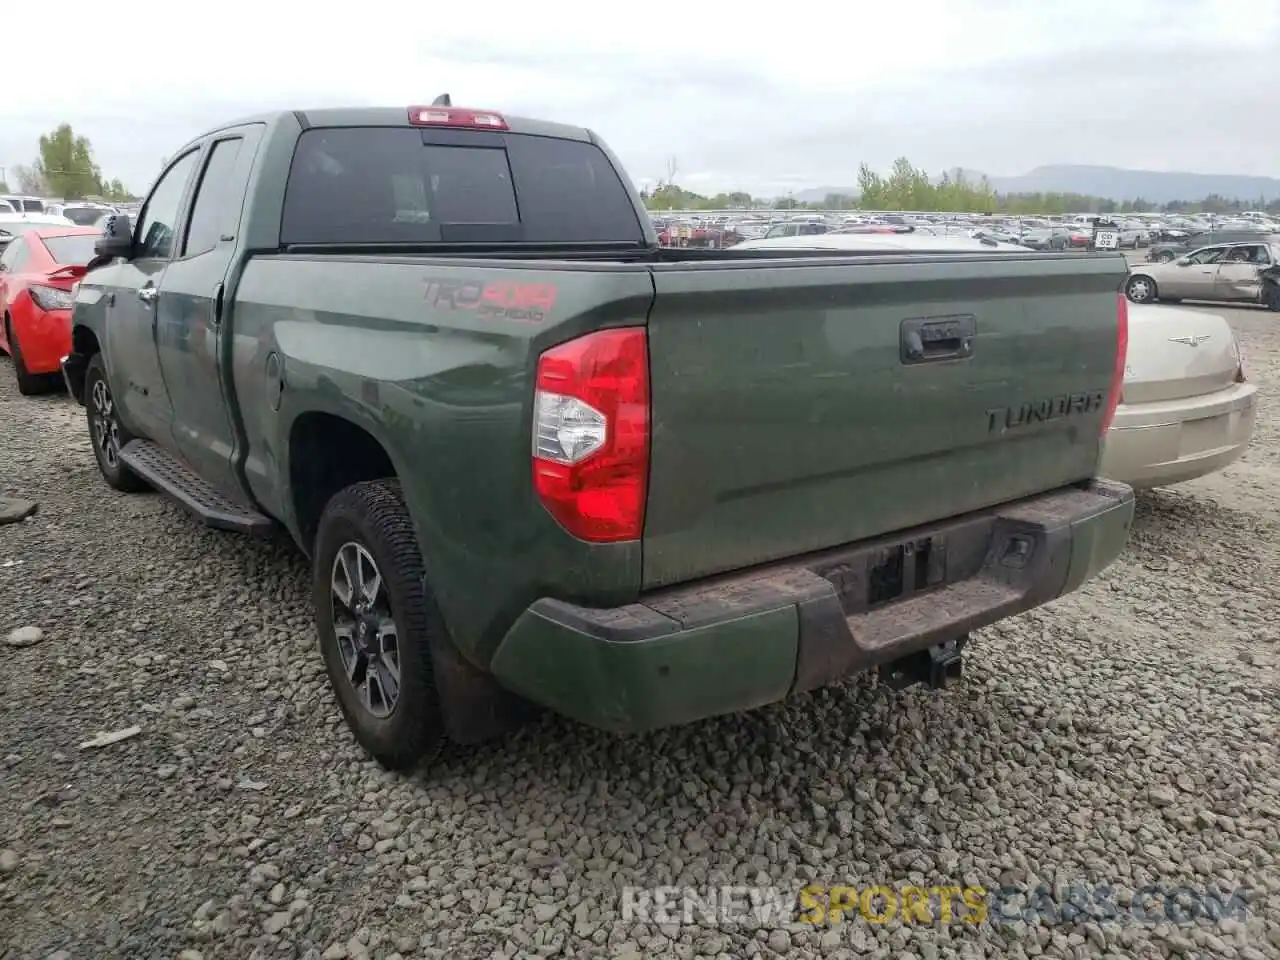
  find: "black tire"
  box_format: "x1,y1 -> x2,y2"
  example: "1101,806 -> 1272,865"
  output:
313,479 -> 447,771
5,317 -> 49,396
1126,275 -> 1158,304
1156,251 -> 1177,263
84,354 -> 147,492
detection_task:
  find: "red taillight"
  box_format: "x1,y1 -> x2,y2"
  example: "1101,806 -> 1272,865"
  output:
408,106 -> 508,130
532,327 -> 649,542
1233,337 -> 1248,383
1101,292 -> 1129,434
28,283 -> 77,312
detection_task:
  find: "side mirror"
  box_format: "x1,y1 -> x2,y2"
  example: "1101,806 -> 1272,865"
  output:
94,213 -> 134,260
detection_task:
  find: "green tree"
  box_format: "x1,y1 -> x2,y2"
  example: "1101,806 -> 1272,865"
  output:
856,163 -> 885,209
638,155 -> 1280,218
100,177 -> 133,202
0,178 -> 8,194
34,123 -> 103,200
12,164 -> 45,195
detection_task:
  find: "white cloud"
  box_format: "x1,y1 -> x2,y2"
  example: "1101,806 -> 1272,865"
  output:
2,0 -> 1277,196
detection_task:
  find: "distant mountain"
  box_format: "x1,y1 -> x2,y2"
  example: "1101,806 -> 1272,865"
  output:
792,186 -> 859,203
791,165 -> 1280,205
989,165 -> 1280,204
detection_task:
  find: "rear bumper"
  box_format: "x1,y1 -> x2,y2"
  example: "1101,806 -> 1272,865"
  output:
490,479 -> 1134,733
12,308 -> 71,374
1100,383 -> 1257,489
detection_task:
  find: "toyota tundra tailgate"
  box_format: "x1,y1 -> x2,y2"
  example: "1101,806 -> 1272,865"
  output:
641,252 -> 1129,588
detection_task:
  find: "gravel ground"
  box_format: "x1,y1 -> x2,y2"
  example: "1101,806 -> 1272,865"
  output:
2,307 -> 1279,960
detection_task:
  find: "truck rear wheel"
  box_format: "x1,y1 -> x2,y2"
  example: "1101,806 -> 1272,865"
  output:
313,479 -> 447,771
84,354 -> 147,492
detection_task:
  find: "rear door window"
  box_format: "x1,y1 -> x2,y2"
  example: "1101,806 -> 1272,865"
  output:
281,127 -> 644,246
182,137 -> 245,257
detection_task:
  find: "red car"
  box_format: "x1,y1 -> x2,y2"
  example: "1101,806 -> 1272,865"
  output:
0,225 -> 99,394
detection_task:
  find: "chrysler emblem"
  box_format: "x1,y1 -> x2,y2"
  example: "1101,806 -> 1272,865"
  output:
1168,335 -> 1211,347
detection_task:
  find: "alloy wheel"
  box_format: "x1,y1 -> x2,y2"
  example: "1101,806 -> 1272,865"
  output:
1127,278 -> 1154,303
330,541 -> 401,718
91,378 -> 122,468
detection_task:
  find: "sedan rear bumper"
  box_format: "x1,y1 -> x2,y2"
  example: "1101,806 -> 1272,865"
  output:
1100,382 -> 1257,489
13,307 -> 72,374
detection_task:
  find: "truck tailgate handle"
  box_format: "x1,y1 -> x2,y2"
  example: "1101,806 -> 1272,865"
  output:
900,314 -> 976,364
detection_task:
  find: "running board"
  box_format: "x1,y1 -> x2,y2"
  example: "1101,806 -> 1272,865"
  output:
118,439 -> 274,535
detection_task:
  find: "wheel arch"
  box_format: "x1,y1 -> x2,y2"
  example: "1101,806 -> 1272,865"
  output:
63,325 -> 102,404
287,411 -> 398,557
288,423 -> 531,747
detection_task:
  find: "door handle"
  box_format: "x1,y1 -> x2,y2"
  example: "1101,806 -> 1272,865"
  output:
901,314 -> 977,365
138,286 -> 158,305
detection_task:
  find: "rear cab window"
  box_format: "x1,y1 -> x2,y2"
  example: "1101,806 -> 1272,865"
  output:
41,234 -> 99,265
280,126 -> 644,246
61,207 -> 106,226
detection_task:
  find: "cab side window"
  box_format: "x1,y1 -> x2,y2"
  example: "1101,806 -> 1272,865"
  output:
182,138 -> 245,257
134,150 -> 200,260
1187,247 -> 1226,265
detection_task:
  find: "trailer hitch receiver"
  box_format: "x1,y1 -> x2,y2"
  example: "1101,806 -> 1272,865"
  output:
879,636 -> 967,691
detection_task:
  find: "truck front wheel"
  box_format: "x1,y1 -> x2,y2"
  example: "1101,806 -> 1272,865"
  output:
84,355 -> 147,492
313,479 -> 447,771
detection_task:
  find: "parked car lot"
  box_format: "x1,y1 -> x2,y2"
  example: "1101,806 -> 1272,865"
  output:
1,301 -> 1277,958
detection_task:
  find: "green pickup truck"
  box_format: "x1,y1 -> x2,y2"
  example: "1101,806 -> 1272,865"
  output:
62,103 -> 1135,771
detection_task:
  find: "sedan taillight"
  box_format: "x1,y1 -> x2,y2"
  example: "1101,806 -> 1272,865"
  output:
29,284 -> 76,311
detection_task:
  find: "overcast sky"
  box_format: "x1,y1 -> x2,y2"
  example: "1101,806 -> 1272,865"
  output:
3,0 -> 1277,198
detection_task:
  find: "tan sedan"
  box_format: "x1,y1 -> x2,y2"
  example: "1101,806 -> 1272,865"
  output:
1124,240 -> 1279,308
1100,303 -> 1257,489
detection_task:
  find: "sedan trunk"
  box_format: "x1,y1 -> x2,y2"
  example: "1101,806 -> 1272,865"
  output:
1122,304 -> 1240,405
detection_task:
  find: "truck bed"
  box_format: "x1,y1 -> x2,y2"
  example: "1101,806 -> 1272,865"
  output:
226,247 -> 1127,653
